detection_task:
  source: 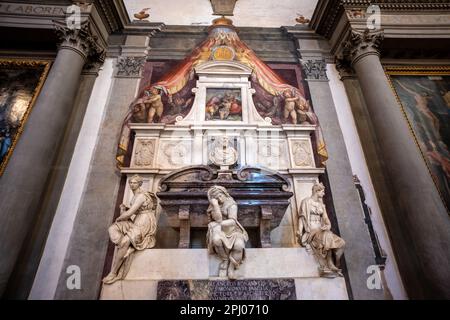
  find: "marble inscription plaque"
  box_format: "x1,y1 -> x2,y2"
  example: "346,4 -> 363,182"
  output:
157,279 -> 296,300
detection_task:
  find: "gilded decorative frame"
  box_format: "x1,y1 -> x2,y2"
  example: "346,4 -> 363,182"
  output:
385,65 -> 450,214
0,59 -> 51,176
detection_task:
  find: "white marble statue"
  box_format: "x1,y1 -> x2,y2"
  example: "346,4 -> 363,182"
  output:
103,175 -> 158,284
297,181 -> 345,277
206,185 -> 248,280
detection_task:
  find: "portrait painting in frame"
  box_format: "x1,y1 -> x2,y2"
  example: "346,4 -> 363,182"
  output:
205,88 -> 242,121
0,59 -> 50,175
386,66 -> 450,212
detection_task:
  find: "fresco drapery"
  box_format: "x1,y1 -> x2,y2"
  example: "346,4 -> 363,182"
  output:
117,22 -> 328,167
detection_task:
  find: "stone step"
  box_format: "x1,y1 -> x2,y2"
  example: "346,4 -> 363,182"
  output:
100,248 -> 348,300
100,277 -> 348,300
124,248 -> 320,280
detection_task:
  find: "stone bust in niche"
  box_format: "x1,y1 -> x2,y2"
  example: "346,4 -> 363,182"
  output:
297,181 -> 345,278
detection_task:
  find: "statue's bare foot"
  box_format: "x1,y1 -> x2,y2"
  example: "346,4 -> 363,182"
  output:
228,264 -> 238,280
319,266 -> 337,278
102,272 -> 119,284
330,265 -> 339,272
227,257 -> 240,280
219,260 -> 228,278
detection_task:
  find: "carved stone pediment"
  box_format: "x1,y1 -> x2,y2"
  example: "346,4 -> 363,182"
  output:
195,60 -> 252,76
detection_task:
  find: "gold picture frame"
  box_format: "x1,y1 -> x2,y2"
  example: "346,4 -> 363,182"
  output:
385,65 -> 450,213
0,59 -> 51,176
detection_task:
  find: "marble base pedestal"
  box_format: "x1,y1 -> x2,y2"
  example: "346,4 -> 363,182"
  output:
100,248 -> 348,300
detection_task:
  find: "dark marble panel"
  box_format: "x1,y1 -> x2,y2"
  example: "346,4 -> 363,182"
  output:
157,279 -> 296,300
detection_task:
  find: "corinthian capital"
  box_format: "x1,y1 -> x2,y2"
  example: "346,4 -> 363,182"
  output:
335,57 -> 355,80
300,58 -> 328,81
54,20 -> 105,63
342,29 -> 384,65
116,56 -> 146,78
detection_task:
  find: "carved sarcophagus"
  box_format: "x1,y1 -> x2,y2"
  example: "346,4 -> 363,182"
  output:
157,165 -> 293,248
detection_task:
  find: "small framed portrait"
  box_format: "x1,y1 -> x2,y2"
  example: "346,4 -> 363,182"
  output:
205,88 -> 242,121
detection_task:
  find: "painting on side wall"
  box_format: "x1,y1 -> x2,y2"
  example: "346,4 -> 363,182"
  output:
386,67 -> 450,212
0,59 -> 50,175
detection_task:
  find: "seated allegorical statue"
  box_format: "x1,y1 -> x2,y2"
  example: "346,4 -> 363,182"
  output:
103,175 -> 158,284
206,186 -> 248,280
297,181 -> 345,278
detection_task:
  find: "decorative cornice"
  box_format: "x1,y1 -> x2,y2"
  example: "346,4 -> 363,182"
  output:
71,0 -> 125,33
341,0 -> 450,10
54,20 -> 105,63
311,0 -> 450,39
342,29 -> 384,65
300,58 -> 328,81
311,0 -> 345,39
93,0 -> 123,33
116,56 -> 146,77
123,22 -> 165,36
282,26 -> 324,40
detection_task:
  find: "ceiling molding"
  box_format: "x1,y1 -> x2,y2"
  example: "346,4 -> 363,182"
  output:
311,0 -> 450,39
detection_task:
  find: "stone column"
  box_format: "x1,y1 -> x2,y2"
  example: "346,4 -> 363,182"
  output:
335,59 -> 401,276
4,63 -> 103,300
50,35 -> 150,299
0,20 -> 104,296
299,56 -> 384,300
343,29 -> 450,299
335,61 -> 396,221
